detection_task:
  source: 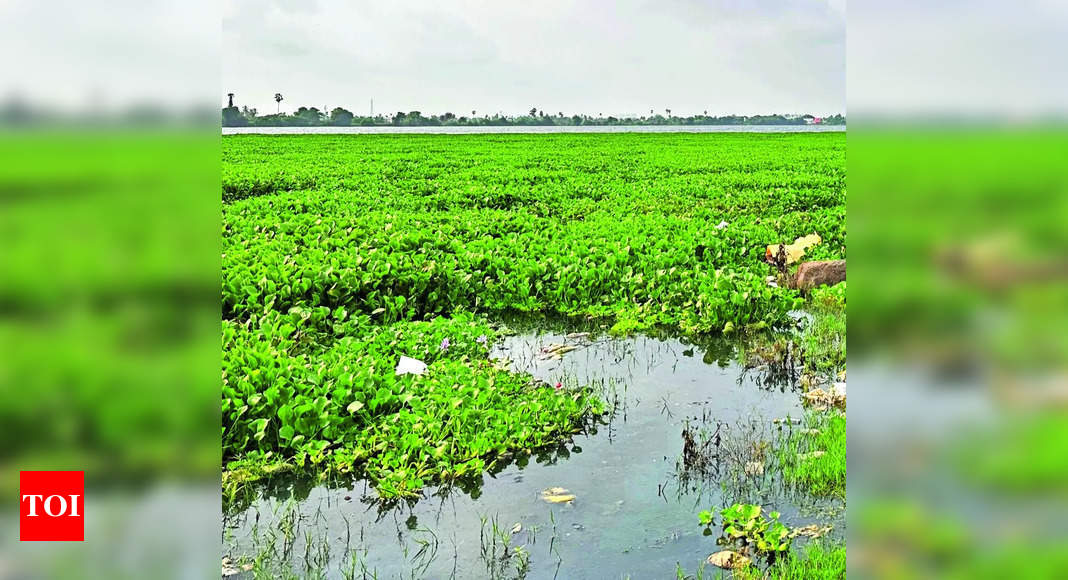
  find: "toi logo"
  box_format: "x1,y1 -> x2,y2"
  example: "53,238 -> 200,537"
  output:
20,471 -> 84,541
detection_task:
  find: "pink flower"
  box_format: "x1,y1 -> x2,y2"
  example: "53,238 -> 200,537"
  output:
554,382 -> 563,391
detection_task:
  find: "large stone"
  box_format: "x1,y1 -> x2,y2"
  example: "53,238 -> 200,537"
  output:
794,260 -> 846,290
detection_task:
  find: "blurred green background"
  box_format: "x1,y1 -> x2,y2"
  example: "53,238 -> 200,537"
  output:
0,131 -> 219,577
848,127 -> 1068,577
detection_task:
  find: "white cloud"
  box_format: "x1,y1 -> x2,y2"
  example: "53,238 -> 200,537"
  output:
222,0 -> 845,116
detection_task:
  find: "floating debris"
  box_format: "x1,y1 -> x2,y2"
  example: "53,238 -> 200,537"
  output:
790,524 -> 832,539
744,461 -> 765,476
510,522 -> 522,534
766,233 -> 822,265
540,487 -> 576,504
395,356 -> 427,376
222,557 -> 253,576
802,384 -> 846,411
707,550 -> 751,569
538,343 -> 581,360
832,382 -> 846,397
565,332 -> 591,340
799,373 -> 821,390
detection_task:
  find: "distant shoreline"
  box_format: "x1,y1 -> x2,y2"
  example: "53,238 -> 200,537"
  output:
222,124 -> 846,135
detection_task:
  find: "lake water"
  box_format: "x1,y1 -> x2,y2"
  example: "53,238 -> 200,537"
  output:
222,323 -> 843,579
222,125 -> 845,135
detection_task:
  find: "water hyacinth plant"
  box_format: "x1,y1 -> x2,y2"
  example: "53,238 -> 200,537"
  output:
222,132 -> 845,501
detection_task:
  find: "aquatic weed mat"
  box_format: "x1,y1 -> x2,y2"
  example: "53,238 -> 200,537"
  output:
222,132 -> 845,501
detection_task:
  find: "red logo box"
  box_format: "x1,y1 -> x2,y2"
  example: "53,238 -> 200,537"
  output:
20,471 -> 84,541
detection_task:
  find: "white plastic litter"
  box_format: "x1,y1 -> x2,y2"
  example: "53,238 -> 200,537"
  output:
715,221 -> 729,229
395,356 -> 427,376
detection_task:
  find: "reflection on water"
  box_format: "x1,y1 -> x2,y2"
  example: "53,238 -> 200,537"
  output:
222,124 -> 846,135
223,324 -> 843,578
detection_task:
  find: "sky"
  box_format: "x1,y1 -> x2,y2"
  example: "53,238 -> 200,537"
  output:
1,0 -> 217,113
3,1 -> 1065,119
848,0 -> 1068,117
222,0 -> 846,118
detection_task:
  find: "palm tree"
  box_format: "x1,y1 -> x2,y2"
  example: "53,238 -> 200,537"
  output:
665,108 -> 671,117
471,110 -> 476,117
227,93 -> 235,108
274,93 -> 284,114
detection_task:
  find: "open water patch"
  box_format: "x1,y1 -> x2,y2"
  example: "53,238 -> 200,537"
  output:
222,324 -> 843,578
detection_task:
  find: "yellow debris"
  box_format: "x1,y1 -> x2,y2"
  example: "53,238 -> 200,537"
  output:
767,233 -> 822,265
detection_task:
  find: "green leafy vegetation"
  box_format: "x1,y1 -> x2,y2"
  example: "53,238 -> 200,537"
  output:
687,505 -> 843,579
224,311 -> 601,497
955,411 -> 1068,493
733,541 -> 846,579
801,282 -> 846,378
222,133 -> 845,499
855,498 -> 1068,578
699,503 -> 793,556
777,411 -> 846,497
0,133 -> 218,503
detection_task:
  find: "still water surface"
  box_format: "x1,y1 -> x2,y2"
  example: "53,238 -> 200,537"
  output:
223,325 -> 842,579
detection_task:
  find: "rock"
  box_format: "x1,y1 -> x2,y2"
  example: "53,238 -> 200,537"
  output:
793,259 -> 846,290
707,550 -> 752,569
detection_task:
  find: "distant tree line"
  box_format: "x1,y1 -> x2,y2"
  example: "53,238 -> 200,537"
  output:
222,99 -> 844,128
